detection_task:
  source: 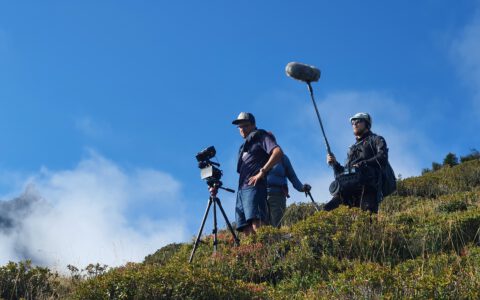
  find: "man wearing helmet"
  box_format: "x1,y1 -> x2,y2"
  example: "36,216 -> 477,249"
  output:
325,112 -> 389,213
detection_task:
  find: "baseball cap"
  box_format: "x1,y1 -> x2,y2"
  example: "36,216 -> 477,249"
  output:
232,112 -> 256,125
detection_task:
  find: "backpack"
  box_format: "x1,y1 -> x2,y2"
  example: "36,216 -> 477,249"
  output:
382,161 -> 397,197
367,134 -> 397,198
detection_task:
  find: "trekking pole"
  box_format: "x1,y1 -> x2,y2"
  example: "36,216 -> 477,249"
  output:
305,190 -> 320,211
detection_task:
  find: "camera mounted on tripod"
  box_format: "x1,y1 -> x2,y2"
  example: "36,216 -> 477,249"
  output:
196,146 -> 223,187
190,146 -> 239,263
196,146 -> 235,194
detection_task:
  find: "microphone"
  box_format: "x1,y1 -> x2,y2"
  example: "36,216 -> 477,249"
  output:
285,62 -> 321,83
286,61 -> 333,159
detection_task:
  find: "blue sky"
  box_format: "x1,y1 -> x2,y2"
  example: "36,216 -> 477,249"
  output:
0,1 -> 479,268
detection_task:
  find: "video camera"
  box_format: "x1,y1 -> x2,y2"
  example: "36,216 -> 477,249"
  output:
196,146 -> 223,186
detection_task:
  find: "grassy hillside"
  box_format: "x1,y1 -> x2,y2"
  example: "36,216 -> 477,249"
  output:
2,159 -> 480,299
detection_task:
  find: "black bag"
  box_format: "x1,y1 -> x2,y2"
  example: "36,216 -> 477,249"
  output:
381,162 -> 396,197
329,168 -> 363,197
367,135 -> 397,197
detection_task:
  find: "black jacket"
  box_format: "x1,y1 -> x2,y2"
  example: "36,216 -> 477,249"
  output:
333,131 -> 388,179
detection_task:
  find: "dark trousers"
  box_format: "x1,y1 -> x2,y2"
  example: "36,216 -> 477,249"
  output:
324,186 -> 379,213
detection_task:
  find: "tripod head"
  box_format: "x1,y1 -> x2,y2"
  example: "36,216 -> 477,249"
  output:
208,181 -> 235,196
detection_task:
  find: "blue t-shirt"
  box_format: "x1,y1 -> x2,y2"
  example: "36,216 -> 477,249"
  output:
237,130 -> 278,189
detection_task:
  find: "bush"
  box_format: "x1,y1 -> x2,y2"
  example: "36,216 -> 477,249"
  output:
0,260 -> 60,300
73,262 -> 268,299
397,160 -> 480,198
280,202 -> 320,227
437,199 -> 468,213
144,243 -> 183,265
302,249 -> 480,299
460,149 -> 480,163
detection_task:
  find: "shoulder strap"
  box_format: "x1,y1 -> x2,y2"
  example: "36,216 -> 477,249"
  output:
237,129 -> 268,173
367,133 -> 397,197
366,133 -> 382,169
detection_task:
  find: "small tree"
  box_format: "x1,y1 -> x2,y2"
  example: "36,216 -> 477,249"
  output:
421,168 -> 431,175
432,162 -> 442,171
443,152 -> 458,167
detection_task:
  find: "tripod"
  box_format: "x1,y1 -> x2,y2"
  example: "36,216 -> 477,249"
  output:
189,182 -> 240,263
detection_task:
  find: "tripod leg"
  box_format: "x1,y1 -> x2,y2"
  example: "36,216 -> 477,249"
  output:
213,199 -> 218,253
214,197 -> 240,246
189,197 -> 213,263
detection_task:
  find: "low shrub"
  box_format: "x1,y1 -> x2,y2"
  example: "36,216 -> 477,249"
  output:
397,160 -> 480,198
0,260 -> 60,300
143,243 -> 183,265
302,248 -> 480,299
437,199 -> 468,213
281,202 -> 320,227
72,262 -> 267,300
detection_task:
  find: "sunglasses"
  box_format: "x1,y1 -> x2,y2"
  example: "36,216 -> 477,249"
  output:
237,123 -> 252,129
351,119 -> 364,125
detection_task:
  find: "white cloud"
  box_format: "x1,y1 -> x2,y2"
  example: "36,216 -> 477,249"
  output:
451,9 -> 480,116
0,151 -> 187,270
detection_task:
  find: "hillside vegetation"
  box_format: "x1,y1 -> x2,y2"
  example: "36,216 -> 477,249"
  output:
1,159 -> 480,299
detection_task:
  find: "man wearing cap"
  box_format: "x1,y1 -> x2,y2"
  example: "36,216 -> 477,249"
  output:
233,112 -> 283,235
325,112 -> 389,213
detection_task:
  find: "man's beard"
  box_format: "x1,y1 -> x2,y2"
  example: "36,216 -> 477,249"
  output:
354,127 -> 367,137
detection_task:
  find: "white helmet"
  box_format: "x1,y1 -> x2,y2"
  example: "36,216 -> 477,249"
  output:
349,112 -> 372,128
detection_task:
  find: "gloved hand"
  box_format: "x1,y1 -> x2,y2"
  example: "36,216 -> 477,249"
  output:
327,154 -> 336,165
302,184 -> 311,192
